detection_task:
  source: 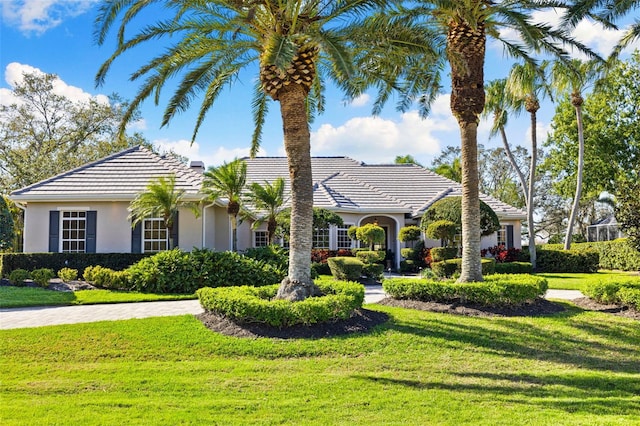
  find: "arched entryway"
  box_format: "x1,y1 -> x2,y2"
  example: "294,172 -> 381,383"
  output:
358,215 -> 401,270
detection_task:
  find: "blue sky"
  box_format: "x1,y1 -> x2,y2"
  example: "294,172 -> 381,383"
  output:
1,1 -> 638,168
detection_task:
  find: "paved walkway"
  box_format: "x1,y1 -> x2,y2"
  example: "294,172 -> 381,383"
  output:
0,287 -> 583,330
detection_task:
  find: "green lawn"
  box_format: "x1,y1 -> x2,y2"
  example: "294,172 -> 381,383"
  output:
1,304 -> 638,425
0,286 -> 195,308
537,270 -> 638,291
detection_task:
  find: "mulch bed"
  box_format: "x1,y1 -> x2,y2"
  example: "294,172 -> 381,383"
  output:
570,297 -> 640,321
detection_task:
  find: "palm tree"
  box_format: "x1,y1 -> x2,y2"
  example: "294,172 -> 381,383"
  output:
550,59 -> 602,249
202,159 -> 247,253
246,177 -> 286,245
129,174 -> 200,250
95,0 -> 435,300
378,1 -> 600,281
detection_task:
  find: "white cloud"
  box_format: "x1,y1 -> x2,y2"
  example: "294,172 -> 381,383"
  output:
311,95 -> 458,164
2,62 -> 108,106
2,0 -> 96,36
349,94 -> 370,108
153,139 -> 267,168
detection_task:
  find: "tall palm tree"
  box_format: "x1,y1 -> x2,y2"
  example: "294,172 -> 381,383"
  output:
95,0 -> 435,300
202,159 -> 247,253
550,59 -> 602,249
129,174 -> 201,250
506,60 -> 553,270
377,1 -> 600,281
246,177 -> 286,245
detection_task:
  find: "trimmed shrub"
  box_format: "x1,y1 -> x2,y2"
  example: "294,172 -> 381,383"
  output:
430,247 -> 457,262
584,276 -> 640,305
398,225 -> 422,243
312,261 -> 331,277
126,249 -> 194,293
617,287 -> 640,310
355,250 -> 385,264
536,248 -> 599,273
327,257 -> 364,281
83,265 -> 130,290
243,245 -> 289,275
494,262 -> 533,274
196,279 -> 365,327
401,248 -> 414,259
31,268 -> 55,288
382,274 -> 548,306
481,245 -> 523,263
363,263 -> 384,280
57,267 -> 78,282
431,258 -> 496,278
0,252 -> 150,277
399,260 -> 415,273
9,269 -> 31,286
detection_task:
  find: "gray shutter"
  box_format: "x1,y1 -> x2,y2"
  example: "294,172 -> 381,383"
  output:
49,211 -> 60,253
131,222 -> 142,253
171,211 -> 179,248
507,225 -> 514,249
86,211 -> 97,253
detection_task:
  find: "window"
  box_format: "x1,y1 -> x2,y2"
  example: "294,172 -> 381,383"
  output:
143,218 -> 168,253
312,227 -> 329,249
254,231 -> 269,247
62,211 -> 86,253
497,226 -> 507,247
337,225 -> 353,249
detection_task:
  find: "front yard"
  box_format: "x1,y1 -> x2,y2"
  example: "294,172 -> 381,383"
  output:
1,303 -> 639,425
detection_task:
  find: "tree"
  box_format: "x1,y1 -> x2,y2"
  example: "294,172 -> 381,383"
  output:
202,159 -> 247,252
355,223 -> 386,251
376,1 -> 597,282
425,220 -> 457,248
550,59 -> 602,249
615,166 -> 640,252
430,146 -> 462,183
0,195 -> 14,252
129,174 -> 201,250
395,155 -> 422,166
95,0 -> 435,301
0,71 -> 146,194
398,225 -> 422,247
421,196 -> 500,238
506,60 -> 552,270
246,177 -> 286,245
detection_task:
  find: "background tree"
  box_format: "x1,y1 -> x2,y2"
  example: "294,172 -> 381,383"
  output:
615,166 -> 640,252
0,195 -> 15,252
395,155 -> 423,166
129,174 -> 201,250
202,159 -> 247,252
246,177 -> 286,246
95,0 -> 436,301
421,196 -> 500,238
277,207 -> 344,244
430,146 -> 462,183
0,71 -> 147,194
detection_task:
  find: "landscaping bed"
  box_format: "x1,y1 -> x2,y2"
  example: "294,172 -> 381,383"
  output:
570,297 -> 640,321
377,297 -> 565,317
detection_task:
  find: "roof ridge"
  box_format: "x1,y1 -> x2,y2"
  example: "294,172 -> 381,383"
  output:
10,145 -> 144,196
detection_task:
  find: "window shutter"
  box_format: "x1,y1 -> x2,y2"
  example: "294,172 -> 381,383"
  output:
49,211 -> 60,253
171,211 -> 179,248
507,225 -> 514,249
131,222 -> 142,253
86,211 -> 97,253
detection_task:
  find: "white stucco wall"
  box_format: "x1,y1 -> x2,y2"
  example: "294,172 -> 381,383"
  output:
176,207 -> 203,252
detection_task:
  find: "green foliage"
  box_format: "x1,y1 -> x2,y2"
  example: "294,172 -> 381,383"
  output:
383,274 -> 548,306
0,252 -> 149,277
355,223 -> 385,249
83,266 -> 130,290
615,167 -> 640,252
9,269 -> 31,286
0,195 -> 14,251
548,234 -> 586,244
347,225 -> 358,241
327,257 -> 364,281
543,239 -> 640,271
57,268 -> 78,282
362,263 -> 385,280
425,220 -> 458,247
398,226 -> 422,243
527,247 -> 600,273
196,279 -> 365,327
584,276 -> 640,308
400,248 -> 414,259
311,261 -> 331,277
243,245 -> 289,276
431,258 -> 496,278
31,268 -> 55,288
355,250 -> 385,264
494,262 -> 533,274
421,196 -> 501,237
430,247 -> 458,262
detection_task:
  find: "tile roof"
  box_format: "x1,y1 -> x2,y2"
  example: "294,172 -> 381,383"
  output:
10,145 -> 204,201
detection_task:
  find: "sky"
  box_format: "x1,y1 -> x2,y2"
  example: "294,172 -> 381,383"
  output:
1,0 -> 638,168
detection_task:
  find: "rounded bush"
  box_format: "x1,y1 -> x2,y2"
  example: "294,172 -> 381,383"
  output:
196,279 -> 365,327
430,247 -> 458,262
327,257 -> 364,281
9,269 -> 31,286
31,268 -> 55,288
83,265 -> 130,290
583,276 -> 640,305
57,267 -> 78,282
431,258 -> 495,278
382,274 -> 548,306
494,262 -> 533,274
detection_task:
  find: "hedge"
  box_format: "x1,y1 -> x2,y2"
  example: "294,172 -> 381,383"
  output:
544,239 -> 640,271
583,276 -> 640,309
0,253 -> 150,277
431,258 -> 496,278
382,274 -> 548,306
494,262 -> 533,274
196,279 -> 365,327
430,247 -> 457,262
520,248 -> 599,273
327,257 -> 364,281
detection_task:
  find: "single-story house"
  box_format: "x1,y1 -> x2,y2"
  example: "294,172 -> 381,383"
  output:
9,145 -> 526,268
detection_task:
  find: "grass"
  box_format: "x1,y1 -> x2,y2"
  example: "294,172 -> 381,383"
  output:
0,286 -> 195,308
1,304 -> 639,425
538,270 -> 638,291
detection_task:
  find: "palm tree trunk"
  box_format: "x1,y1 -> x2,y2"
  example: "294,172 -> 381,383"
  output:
499,126 -> 529,206
230,215 -> 238,252
527,111 -> 538,270
564,104 -> 584,250
275,84 -> 319,301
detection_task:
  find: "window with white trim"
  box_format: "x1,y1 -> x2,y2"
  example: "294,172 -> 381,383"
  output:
62,211 -> 86,253
497,226 -> 507,247
337,225 -> 353,249
254,231 -> 269,247
312,227 -> 330,249
143,218 -> 168,253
